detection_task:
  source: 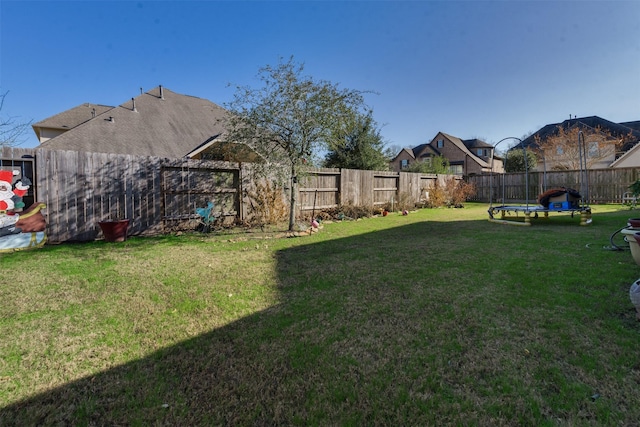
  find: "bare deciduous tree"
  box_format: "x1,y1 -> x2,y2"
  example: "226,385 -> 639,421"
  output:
0,91 -> 32,147
534,125 -> 627,170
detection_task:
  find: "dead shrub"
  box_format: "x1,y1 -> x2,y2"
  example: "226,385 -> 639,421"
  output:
425,177 -> 476,208
449,180 -> 476,208
425,180 -> 449,208
246,181 -> 288,228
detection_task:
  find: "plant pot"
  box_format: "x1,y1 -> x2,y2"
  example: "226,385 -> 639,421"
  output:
98,219 -> 130,242
622,228 -> 640,266
629,218 -> 640,228
630,279 -> 640,321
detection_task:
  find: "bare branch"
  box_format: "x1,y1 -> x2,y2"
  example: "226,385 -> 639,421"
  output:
0,91 -> 33,147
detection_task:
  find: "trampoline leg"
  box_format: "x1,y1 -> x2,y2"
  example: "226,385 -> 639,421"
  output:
501,210 -> 506,219
525,212 -> 531,225
544,211 -> 549,219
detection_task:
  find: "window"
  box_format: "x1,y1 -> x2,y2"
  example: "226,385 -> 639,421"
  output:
449,164 -> 464,175
477,149 -> 487,157
437,139 -> 444,148
587,141 -> 599,158
400,159 -> 408,169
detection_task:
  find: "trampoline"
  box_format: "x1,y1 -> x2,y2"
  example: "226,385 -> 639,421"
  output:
487,135 -> 592,226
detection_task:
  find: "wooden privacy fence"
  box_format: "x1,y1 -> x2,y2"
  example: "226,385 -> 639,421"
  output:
1,147 -> 446,243
1,147 -> 247,243
467,167 -> 640,204
298,168 -> 447,213
7,145 -> 635,243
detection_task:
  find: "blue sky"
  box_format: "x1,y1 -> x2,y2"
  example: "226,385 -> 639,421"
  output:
1,0 -> 639,151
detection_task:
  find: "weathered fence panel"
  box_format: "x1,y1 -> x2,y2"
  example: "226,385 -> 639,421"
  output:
468,167 -> 640,203
340,168 -> 371,207
373,171 -> 397,207
299,168 -> 340,212
399,171 -> 422,202
302,169 -> 439,211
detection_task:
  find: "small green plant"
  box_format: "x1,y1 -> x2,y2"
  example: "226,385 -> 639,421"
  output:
629,180 -> 640,196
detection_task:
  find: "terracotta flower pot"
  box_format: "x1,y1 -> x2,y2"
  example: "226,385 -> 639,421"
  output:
98,219 -> 130,242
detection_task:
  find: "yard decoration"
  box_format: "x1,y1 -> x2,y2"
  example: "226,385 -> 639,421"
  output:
195,201 -> 219,233
0,170 -> 29,212
0,202 -> 47,252
0,170 -> 47,252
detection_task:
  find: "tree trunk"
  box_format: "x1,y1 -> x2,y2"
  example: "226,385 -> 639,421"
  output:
288,163 -> 297,231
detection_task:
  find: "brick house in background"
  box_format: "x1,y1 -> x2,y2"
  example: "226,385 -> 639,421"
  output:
520,116 -> 640,170
389,131 -> 503,175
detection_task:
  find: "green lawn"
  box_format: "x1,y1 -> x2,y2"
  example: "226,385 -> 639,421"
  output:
1,203 -> 638,426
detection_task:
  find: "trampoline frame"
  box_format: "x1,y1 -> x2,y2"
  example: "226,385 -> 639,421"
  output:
487,134 -> 592,226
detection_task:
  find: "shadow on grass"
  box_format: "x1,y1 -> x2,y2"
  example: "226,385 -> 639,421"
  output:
1,211 -> 638,425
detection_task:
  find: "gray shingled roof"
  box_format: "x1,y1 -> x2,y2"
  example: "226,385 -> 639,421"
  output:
38,86 -> 230,159
521,116 -> 640,153
32,103 -> 114,131
412,143 -> 438,158
620,121 -> 640,133
463,138 -> 493,149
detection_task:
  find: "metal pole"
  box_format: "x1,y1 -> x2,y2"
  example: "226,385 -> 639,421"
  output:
490,137 -> 525,208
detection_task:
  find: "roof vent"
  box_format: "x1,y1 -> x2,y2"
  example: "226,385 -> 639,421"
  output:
91,108 -> 96,118
159,85 -> 164,100
108,116 -> 115,123
132,98 -> 137,112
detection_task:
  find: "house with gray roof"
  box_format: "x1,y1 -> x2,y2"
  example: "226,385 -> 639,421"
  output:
389,132 -> 503,175
32,86 -> 258,161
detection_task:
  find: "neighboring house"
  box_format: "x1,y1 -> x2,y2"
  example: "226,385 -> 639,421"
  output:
520,116 -> 640,170
389,132 -> 503,175
32,86 -> 260,161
